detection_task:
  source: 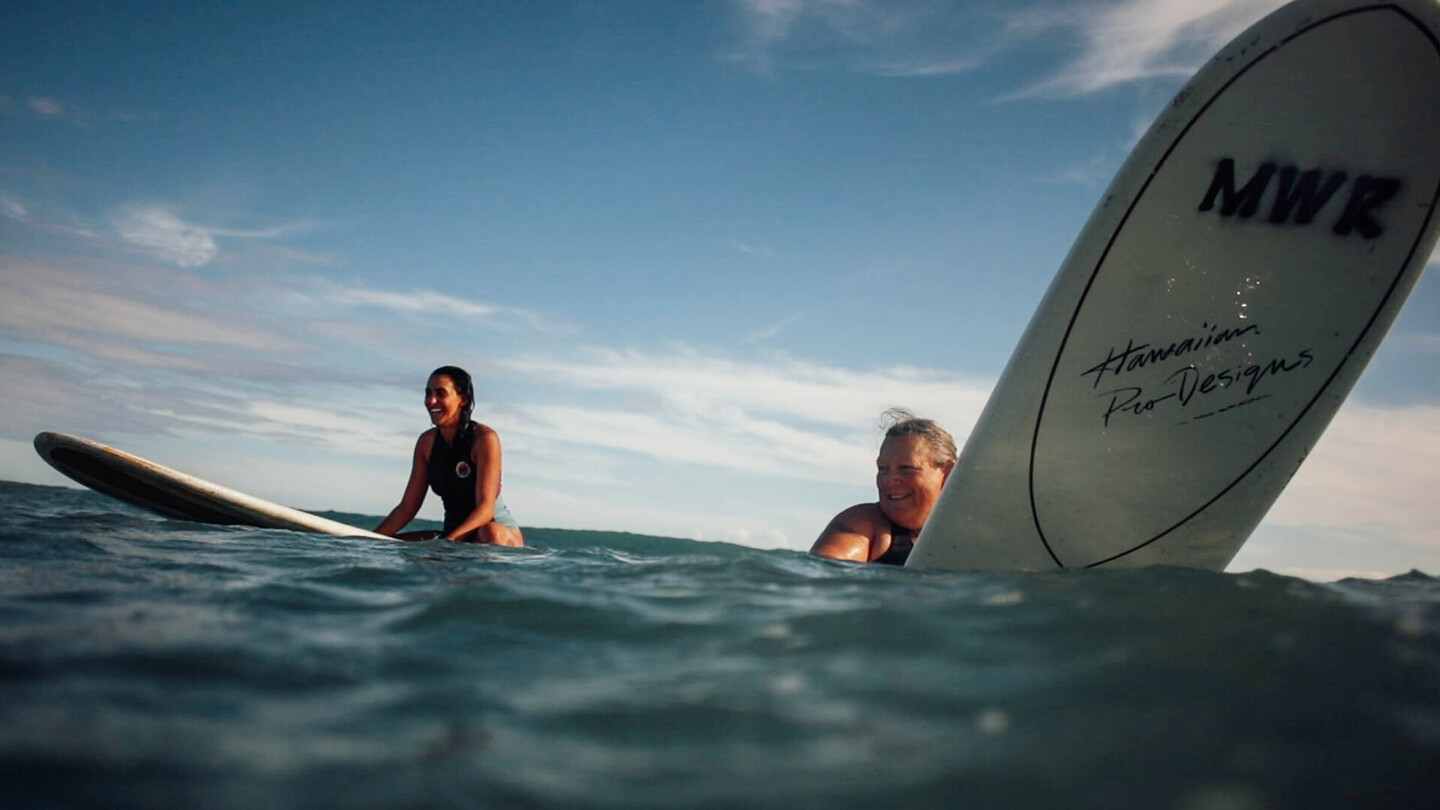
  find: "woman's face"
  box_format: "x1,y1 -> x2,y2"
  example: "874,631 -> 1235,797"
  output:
425,374 -> 467,428
875,434 -> 953,532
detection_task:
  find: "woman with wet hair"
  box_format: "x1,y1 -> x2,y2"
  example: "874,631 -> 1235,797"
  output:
375,366 -> 523,545
810,408 -> 955,565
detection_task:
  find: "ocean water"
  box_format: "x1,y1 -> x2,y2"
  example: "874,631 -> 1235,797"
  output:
1,481 -> 1437,810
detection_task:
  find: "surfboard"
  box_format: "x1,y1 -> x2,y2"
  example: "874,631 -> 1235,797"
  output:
33,431 -> 391,540
907,0 -> 1440,572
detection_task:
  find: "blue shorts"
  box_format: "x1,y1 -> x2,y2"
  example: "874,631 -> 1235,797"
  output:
491,495 -> 519,529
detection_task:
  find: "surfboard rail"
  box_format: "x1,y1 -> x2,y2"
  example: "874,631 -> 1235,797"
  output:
33,431 -> 391,540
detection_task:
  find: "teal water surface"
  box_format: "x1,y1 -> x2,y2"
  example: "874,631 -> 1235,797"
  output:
1,481 -> 1437,809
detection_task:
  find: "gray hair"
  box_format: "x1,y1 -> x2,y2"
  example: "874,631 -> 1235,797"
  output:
880,407 -> 956,468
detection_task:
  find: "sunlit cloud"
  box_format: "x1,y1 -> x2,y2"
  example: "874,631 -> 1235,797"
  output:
727,0 -> 1290,95
877,57 -> 986,78
0,356 -> 155,440
333,288 -> 502,318
326,285 -> 572,336
1263,402 -> 1440,550
505,346 -> 992,484
26,97 -> 66,117
144,399 -> 417,459
113,206 -> 220,268
110,204 -> 321,269
1392,332 -> 1440,353
7,95 -> 151,126
514,347 -> 991,433
746,314 -> 805,343
517,403 -> 862,484
734,240 -> 776,257
1014,0 -> 1289,97
1,193 -> 26,220
726,0 -> 994,76
0,259 -> 300,354
0,192 -> 100,240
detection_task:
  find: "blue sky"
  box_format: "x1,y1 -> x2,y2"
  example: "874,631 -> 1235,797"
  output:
3,0 -> 1437,579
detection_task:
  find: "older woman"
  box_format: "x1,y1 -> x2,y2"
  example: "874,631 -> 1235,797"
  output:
810,409 -> 956,565
375,366 -> 523,545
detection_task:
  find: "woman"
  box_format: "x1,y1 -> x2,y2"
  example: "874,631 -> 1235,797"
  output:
810,408 -> 956,565
375,366 -> 524,545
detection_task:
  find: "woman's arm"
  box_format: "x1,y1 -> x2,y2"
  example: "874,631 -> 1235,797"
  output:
444,426 -> 519,545
809,504 -> 891,562
374,433 -> 432,536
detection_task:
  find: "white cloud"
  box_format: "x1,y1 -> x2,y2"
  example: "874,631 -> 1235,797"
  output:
518,403 -> 860,483
110,204 -> 319,269
727,1 -> 1292,95
1391,332 -> 1440,354
504,347 -> 991,487
746,314 -> 805,343
325,284 -> 571,336
726,0 -> 992,76
26,97 -> 66,117
0,259 -> 299,354
0,193 -> 26,220
333,288 -> 501,318
10,94 -> 151,126
735,240 -> 776,257
141,399 -> 417,461
514,347 -> 990,434
1017,0 -> 1289,97
733,0 -> 812,44
1262,402 -> 1440,548
0,194 -> 98,240
877,57 -> 985,78
113,205 -> 222,268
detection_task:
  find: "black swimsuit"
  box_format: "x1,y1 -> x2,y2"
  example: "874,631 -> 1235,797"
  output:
874,526 -> 914,566
427,423 -> 480,535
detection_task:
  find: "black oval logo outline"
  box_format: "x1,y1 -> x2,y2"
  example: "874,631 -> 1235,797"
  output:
1026,5 -> 1440,568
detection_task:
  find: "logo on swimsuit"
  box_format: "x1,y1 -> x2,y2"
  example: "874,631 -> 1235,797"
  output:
454,461 -> 472,479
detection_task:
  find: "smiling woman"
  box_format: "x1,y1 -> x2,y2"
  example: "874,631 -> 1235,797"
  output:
809,408 -> 956,565
374,366 -> 523,546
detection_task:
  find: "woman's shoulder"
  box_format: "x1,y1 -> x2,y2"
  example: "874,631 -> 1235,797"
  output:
830,502 -> 889,533
474,422 -> 504,457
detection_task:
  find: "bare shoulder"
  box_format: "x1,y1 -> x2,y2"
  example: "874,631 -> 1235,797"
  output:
826,502 -> 888,535
472,423 -> 502,453
811,502 -> 889,561
416,429 -> 437,457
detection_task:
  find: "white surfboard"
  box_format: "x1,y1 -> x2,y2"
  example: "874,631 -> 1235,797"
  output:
908,0 -> 1440,572
34,431 -> 391,540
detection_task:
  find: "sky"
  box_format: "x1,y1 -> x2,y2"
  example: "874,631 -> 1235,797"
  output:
2,0 -> 1437,580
